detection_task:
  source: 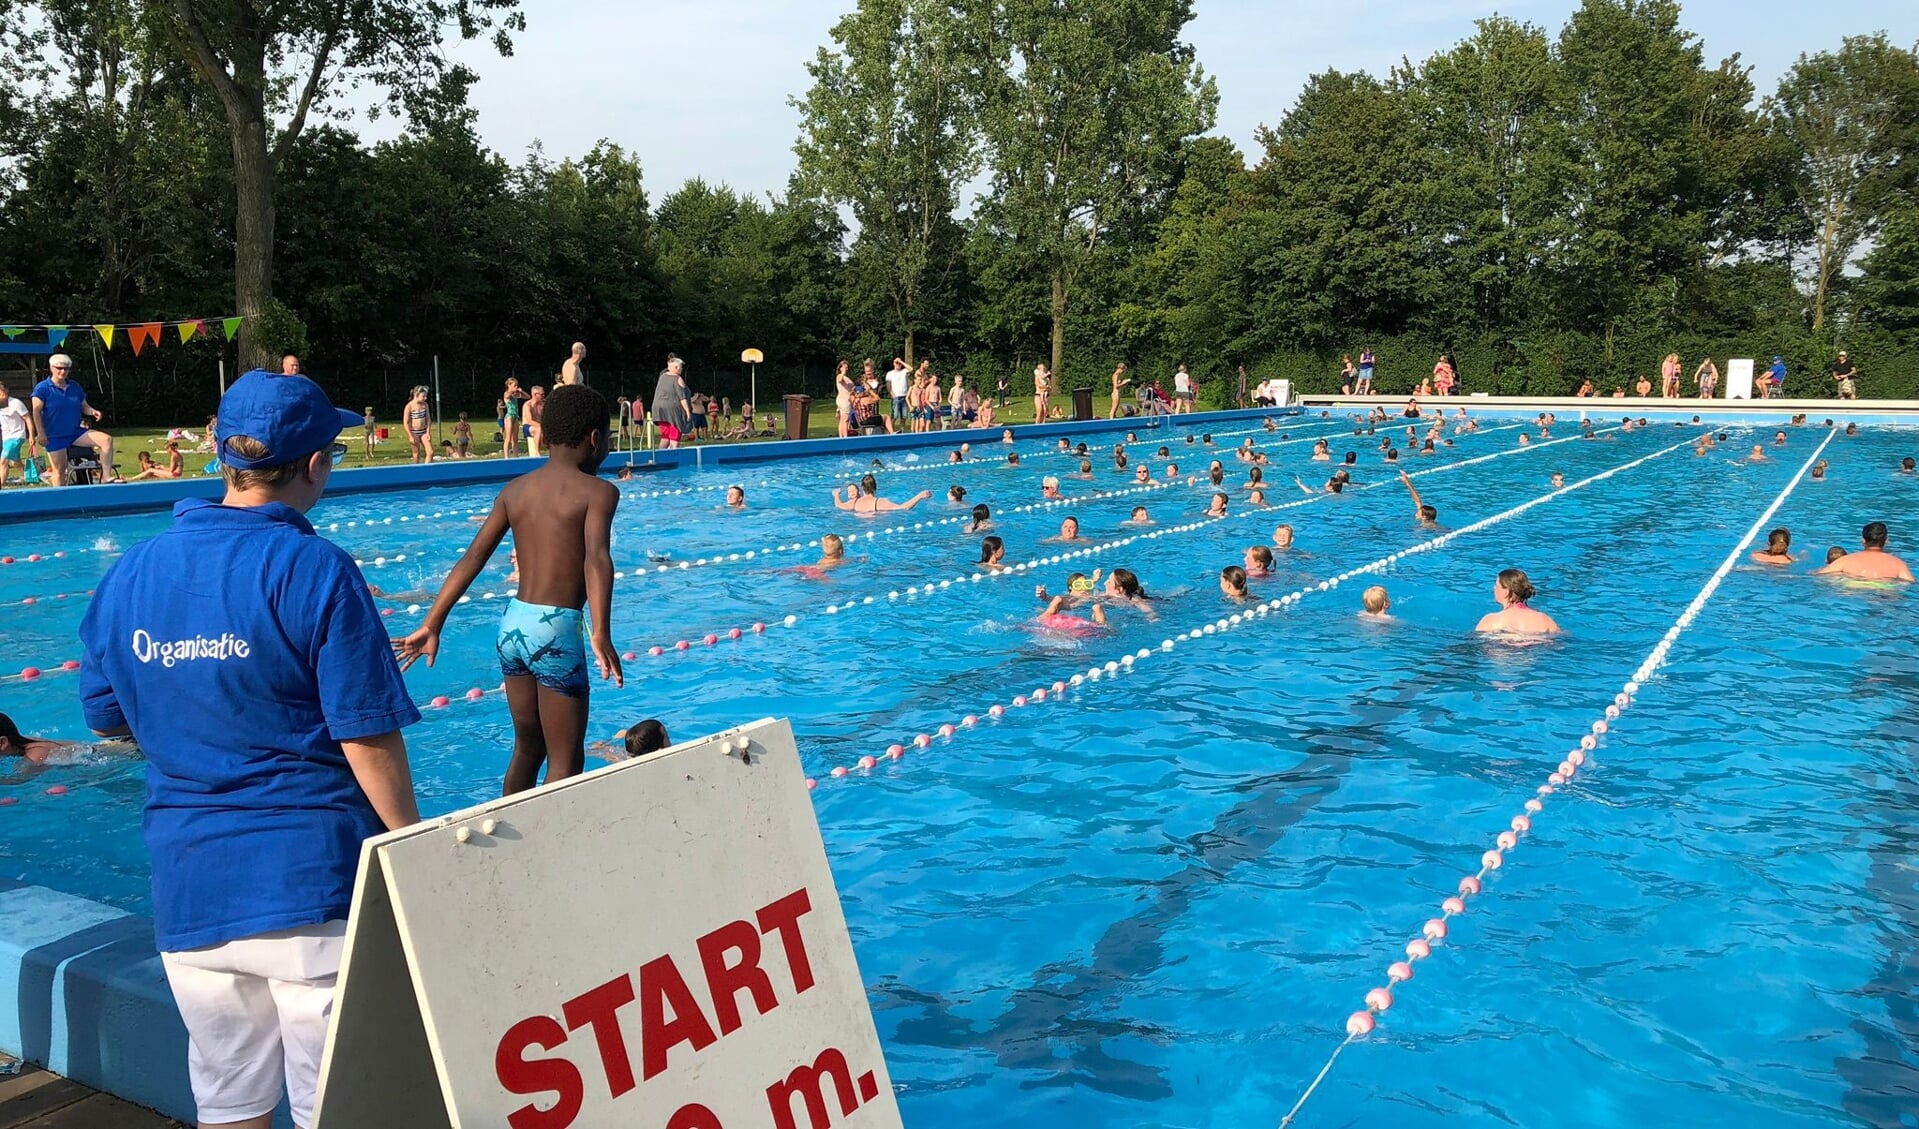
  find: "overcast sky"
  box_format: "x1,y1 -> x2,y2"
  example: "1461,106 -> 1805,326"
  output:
406,0 -> 1919,203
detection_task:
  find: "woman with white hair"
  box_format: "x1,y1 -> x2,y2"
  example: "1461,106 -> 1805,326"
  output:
32,354 -> 117,484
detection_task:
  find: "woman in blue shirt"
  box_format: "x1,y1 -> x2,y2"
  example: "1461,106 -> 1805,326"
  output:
80,371 -> 421,1129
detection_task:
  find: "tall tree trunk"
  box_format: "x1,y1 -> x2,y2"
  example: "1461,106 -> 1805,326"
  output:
230,106 -> 275,369
903,329 -> 916,369
1049,269 -> 1067,377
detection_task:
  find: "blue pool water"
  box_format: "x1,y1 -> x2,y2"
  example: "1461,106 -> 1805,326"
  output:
4,411 -> 1918,1127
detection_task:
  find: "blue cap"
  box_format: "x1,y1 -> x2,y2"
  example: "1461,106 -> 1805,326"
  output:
1773,356 -> 1784,362
216,370 -> 363,469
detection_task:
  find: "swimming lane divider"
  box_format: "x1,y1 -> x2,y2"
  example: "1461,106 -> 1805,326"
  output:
800,431 -> 1694,786
603,425 -> 1565,661
1270,427 -> 1833,1128
870,417 -> 1362,476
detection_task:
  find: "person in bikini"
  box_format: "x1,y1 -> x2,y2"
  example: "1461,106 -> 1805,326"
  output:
404,386 -> 433,463
395,384 -> 622,794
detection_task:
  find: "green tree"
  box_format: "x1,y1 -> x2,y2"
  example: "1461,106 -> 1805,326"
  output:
1767,34 -> 1919,332
163,0 -> 523,364
1404,16 -> 1554,338
975,0 -> 1216,375
1855,205 -> 1919,331
792,0 -> 977,365
1246,70 -> 1440,348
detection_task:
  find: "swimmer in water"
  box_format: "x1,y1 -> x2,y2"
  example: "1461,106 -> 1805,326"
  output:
1360,585 -> 1390,618
1398,471 -> 1438,526
1041,476 -> 1062,499
1134,465 -> 1152,483
1774,431 -> 1788,446
1220,564 -> 1251,602
979,535 -> 1009,571
1826,546 -> 1847,564
1205,492 -> 1229,517
1518,432 -> 1531,446
0,712 -> 138,766
965,503 -> 992,533
1901,457 -> 1916,473
1550,472 -> 1565,489
617,465 -> 634,481
1273,523 -> 1295,550
1747,446 -> 1766,462
1475,567 -> 1561,635
1126,506 -> 1152,525
1248,487 -> 1267,506
1001,429 -> 1015,444
1244,466 -> 1265,491
949,484 -> 967,503
367,583 -> 437,603
1036,570 -> 1107,626
590,717 -> 671,762
1164,462 -> 1181,480
1102,568 -> 1155,617
948,450 -> 962,463
725,485 -> 747,509
834,473 -> 931,513
799,533 -> 852,574
1244,545 -> 1274,577
1810,461 -> 1827,480
1073,459 -> 1095,480
1814,521 -> 1914,582
1047,516 -> 1090,543
1750,527 -> 1797,566
1007,452 -> 1021,466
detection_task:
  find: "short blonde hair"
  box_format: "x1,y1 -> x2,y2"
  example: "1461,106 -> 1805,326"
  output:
220,435 -> 304,492
1362,585 -> 1389,613
822,533 -> 845,557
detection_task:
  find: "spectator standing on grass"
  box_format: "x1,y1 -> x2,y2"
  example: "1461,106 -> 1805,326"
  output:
280,354 -> 300,375
1236,364 -> 1248,409
79,370 -> 421,1129
560,340 -> 588,386
502,377 -> 528,457
527,385 -> 547,457
404,386 -> 433,464
653,355 -> 692,449
0,379 -> 36,488
1356,348 -> 1376,395
1034,361 -> 1053,422
1173,364 -> 1194,415
32,353 -> 118,484
996,368 -> 1010,409
887,357 -> 911,425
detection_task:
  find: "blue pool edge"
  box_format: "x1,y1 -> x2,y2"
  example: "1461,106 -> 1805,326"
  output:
0,881 -> 198,1123
0,407 -> 1304,524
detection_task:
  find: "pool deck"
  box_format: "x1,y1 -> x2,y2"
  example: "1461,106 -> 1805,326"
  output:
0,1060 -> 182,1129
1299,393 -> 1919,421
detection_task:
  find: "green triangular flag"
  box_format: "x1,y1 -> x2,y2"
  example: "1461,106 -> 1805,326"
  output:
1,327 -> 22,339
221,316 -> 243,341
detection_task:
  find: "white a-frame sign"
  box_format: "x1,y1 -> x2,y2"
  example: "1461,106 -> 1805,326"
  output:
313,718 -> 902,1129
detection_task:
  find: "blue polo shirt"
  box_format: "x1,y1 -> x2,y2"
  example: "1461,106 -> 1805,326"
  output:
32,377 -> 87,449
79,500 -> 421,951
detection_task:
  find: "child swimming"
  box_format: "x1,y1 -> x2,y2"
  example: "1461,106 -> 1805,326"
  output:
979,535 -> 1009,571
1750,528 -> 1796,566
1244,545 -> 1274,576
1126,506 -> 1152,525
1360,585 -> 1390,617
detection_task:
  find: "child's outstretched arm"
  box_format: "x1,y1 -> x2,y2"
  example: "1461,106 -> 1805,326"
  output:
584,478 -> 624,688
1399,470 -> 1424,516
393,497 -> 510,669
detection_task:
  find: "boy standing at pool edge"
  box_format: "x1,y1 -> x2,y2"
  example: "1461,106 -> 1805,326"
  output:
396,383 -> 624,794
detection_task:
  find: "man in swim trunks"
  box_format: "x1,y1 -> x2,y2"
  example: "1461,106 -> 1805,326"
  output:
1813,521 -> 1913,582
31,354 -> 118,485
396,384 -> 624,793
1831,351 -> 1857,399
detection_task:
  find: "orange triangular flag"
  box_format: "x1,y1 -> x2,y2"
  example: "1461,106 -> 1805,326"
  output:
95,324 -> 115,349
129,323 -> 161,355
177,320 -> 201,344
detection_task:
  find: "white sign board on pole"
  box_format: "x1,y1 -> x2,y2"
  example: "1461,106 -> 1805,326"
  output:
1726,358 -> 1755,400
312,718 -> 900,1129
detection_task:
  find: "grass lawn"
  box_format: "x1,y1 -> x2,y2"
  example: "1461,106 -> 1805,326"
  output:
12,397 -> 1147,487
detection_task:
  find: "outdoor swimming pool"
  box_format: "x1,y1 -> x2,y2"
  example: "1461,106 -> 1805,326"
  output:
4,410 -> 1917,1127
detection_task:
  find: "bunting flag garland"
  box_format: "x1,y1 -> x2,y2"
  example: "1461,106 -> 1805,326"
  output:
0,317 -> 240,353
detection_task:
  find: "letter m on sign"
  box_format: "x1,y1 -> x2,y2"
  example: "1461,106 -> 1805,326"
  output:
766,1047 -> 879,1129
